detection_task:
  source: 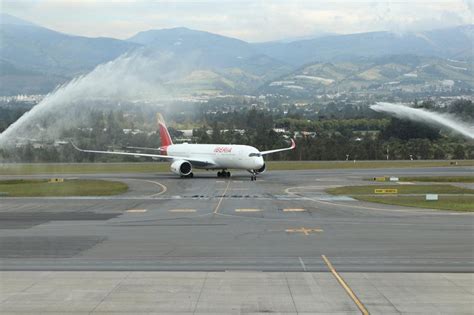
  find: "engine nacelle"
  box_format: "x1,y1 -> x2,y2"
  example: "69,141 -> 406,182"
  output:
253,163 -> 266,174
170,160 -> 192,176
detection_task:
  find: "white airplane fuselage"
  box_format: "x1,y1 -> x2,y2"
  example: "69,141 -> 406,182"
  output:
165,143 -> 265,170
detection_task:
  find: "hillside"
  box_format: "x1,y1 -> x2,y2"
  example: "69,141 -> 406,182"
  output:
254,25 -> 474,66
0,13 -> 139,95
127,28 -> 292,94
1,13 -> 472,96
261,55 -> 474,97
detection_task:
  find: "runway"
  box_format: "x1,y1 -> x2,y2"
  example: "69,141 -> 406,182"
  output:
1,166 -> 473,272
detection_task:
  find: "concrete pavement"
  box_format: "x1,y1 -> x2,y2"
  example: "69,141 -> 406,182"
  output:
0,271 -> 472,314
0,166 -> 473,313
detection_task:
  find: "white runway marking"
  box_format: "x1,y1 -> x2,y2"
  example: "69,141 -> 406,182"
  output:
169,209 -> 197,213
126,209 -> 147,213
283,208 -> 305,212
298,257 -> 307,271
235,208 -> 261,212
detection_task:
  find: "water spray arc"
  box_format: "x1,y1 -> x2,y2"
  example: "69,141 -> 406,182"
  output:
370,102 -> 474,140
0,49 -> 201,148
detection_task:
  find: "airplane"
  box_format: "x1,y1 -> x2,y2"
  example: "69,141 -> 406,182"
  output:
72,114 -> 295,181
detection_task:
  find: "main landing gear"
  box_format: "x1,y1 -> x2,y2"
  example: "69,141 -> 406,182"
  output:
250,174 -> 257,181
217,170 -> 231,178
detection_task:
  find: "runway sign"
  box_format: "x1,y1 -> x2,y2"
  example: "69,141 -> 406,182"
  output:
48,178 -> 64,183
374,188 -> 398,194
426,194 -> 439,201
374,177 -> 386,181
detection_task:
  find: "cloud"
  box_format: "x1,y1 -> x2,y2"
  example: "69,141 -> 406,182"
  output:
1,0 -> 472,41
464,0 -> 474,11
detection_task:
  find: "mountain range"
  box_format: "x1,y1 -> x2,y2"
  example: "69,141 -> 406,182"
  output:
0,13 -> 472,96
261,55 -> 473,97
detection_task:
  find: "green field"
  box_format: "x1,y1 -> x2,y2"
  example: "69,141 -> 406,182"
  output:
267,160 -> 474,170
0,160 -> 472,175
353,195 -> 474,212
326,184 -> 474,211
0,179 -> 128,197
326,184 -> 474,195
399,176 -> 474,183
0,163 -> 169,175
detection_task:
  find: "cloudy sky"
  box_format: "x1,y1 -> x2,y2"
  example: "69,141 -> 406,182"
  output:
1,0 -> 473,42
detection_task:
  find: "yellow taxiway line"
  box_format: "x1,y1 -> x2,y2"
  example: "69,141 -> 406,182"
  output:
322,255 -> 369,315
283,208 -> 306,212
214,180 -> 231,214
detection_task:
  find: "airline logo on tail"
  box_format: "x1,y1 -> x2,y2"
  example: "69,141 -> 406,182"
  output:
157,113 -> 173,150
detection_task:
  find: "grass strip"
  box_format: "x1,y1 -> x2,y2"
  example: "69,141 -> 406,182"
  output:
326,184 -> 474,195
0,160 -> 473,175
399,176 -> 474,183
0,179 -> 128,197
353,195 -> 474,212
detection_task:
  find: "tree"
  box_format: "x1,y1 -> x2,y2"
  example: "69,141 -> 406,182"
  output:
415,100 -> 435,110
433,146 -> 446,159
453,145 -> 465,159
447,99 -> 474,119
382,118 -> 440,141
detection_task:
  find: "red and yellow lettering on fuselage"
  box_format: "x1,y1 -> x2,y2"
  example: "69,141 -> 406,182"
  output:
214,146 -> 232,153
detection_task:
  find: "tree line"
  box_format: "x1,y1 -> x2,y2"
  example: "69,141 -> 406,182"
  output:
0,99 -> 472,162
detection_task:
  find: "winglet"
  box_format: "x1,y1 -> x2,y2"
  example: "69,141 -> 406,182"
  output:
157,113 -> 173,147
259,138 -> 296,156
70,141 -> 83,152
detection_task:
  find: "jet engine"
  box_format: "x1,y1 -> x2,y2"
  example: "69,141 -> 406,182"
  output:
170,160 -> 192,176
253,163 -> 266,174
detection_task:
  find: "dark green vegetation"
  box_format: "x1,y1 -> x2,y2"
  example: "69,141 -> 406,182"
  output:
327,184 -> 474,211
0,179 -> 128,197
1,160 -> 473,175
399,176 -> 474,183
266,160 -> 474,170
326,184 -> 474,195
354,196 -> 474,212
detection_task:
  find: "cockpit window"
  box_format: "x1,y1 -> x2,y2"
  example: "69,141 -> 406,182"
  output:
249,153 -> 261,157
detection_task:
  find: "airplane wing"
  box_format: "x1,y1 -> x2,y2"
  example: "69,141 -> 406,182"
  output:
125,146 -> 161,151
259,139 -> 295,156
71,142 -> 216,167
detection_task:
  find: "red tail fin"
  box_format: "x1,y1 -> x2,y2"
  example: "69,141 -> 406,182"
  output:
157,113 -> 173,147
